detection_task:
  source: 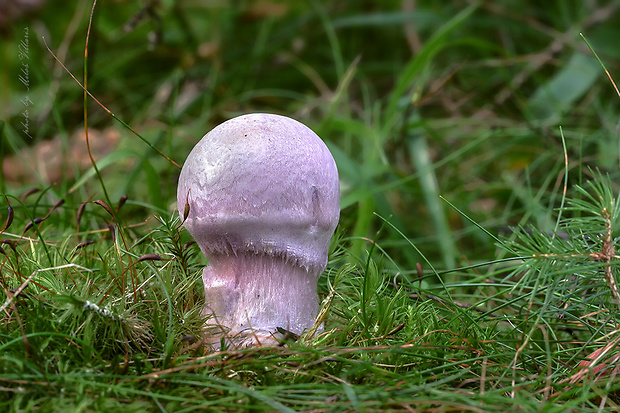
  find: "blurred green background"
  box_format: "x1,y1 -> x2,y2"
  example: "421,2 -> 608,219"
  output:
2,0 -> 620,274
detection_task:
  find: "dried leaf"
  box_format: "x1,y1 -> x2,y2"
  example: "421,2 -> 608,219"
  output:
24,217 -> 44,232
117,195 -> 128,212
42,198 -> 65,220
183,202 -> 190,222
52,198 -> 65,211
75,240 -> 95,250
1,239 -> 17,254
20,188 -> 39,201
416,262 -> 423,279
76,202 -> 87,228
136,254 -> 165,263
92,200 -> 114,217
1,197 -> 14,234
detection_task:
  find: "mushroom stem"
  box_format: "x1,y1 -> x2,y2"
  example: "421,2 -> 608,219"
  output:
203,253 -> 320,346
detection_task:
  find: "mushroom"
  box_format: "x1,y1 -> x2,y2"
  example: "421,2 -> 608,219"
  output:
177,113 -> 339,347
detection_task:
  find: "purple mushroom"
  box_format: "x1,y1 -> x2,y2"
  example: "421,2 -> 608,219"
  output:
177,113 -> 340,347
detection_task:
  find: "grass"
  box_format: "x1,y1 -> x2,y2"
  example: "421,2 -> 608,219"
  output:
3,0 -> 620,410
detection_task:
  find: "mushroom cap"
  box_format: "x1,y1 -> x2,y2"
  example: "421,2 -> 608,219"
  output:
177,113 -> 340,273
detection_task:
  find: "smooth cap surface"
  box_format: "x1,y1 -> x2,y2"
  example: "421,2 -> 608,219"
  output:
177,113 -> 340,273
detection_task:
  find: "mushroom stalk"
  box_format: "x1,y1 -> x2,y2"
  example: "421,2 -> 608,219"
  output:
202,253 -> 320,343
